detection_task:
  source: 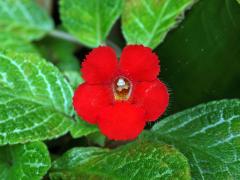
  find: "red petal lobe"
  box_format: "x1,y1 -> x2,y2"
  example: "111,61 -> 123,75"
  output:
73,83 -> 113,124
81,46 -> 118,84
133,80 -> 169,121
98,102 -> 145,140
119,45 -> 160,81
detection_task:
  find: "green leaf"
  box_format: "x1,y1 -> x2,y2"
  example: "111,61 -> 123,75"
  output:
236,0 -> 240,4
0,141 -> 51,179
0,33 -> 38,53
60,0 -> 123,47
36,36 -> 80,72
0,0 -> 53,41
86,132 -> 106,147
36,36 -> 82,89
70,117 -> 98,139
122,0 -> 196,49
63,71 -> 84,90
50,140 -> 191,179
157,0 -> 240,112
151,99 -> 240,179
0,51 -> 74,145
50,147 -> 108,179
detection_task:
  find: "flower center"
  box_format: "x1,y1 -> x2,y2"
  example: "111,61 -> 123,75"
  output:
113,77 -> 132,101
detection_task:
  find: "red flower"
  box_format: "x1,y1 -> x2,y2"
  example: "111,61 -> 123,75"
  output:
73,45 -> 169,140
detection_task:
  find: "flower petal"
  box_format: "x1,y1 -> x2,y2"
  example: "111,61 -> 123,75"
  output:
73,83 -> 113,124
119,45 -> 160,81
133,80 -> 169,121
81,46 -> 118,84
98,102 -> 145,140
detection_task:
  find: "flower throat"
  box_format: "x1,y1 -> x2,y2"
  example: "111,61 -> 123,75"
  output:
113,77 -> 132,101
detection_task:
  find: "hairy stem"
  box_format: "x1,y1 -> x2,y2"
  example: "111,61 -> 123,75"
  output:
106,40 -> 122,57
49,30 -> 122,56
49,30 -> 83,45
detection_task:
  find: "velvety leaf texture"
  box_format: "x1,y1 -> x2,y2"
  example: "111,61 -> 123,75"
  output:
60,0 -> 123,47
122,0 -> 196,49
0,33 -> 38,53
50,140 -> 191,179
151,99 -> 240,179
0,51 -> 74,145
0,0 -> 53,41
0,142 -> 51,180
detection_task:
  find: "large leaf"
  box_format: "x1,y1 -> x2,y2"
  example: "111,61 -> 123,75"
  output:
0,142 -> 51,179
0,0 -> 53,41
122,0 -> 196,49
60,0 -> 123,47
50,140 -> 190,179
0,33 -> 38,53
0,51 -> 74,145
151,99 -> 240,179
157,0 -> 240,112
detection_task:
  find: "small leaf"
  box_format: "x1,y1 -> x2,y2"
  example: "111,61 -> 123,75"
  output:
87,132 -> 106,147
70,117 -> 98,139
122,0 -> 196,49
50,140 -> 191,179
60,0 -> 123,47
0,51 -> 74,145
0,142 -> 51,179
63,71 -> 83,90
0,0 -> 53,41
151,99 -> 240,179
0,33 -> 38,53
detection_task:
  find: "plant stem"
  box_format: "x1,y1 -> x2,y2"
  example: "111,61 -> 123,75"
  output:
49,30 -> 83,45
49,30 -> 122,56
106,40 -> 122,57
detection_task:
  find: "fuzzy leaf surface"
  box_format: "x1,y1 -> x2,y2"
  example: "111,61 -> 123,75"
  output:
0,142 -> 51,180
50,140 -> 191,179
60,0 -> 123,47
0,0 -> 53,40
122,0 -> 196,49
152,99 -> 240,179
0,51 -> 74,145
